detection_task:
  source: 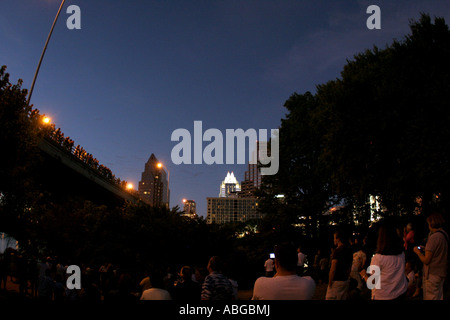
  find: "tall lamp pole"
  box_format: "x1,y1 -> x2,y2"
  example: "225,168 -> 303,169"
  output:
27,0 -> 66,106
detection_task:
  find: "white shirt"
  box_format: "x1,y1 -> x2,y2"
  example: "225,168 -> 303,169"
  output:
370,252 -> 408,300
252,275 -> 315,300
140,288 -> 172,300
264,259 -> 274,272
297,252 -> 305,267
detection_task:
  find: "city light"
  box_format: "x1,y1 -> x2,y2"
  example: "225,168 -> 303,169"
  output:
156,162 -> 163,169
182,198 -> 187,203
126,183 -> 133,190
42,116 -> 51,124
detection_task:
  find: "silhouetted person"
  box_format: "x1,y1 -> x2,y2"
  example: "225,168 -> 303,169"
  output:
326,230 -> 353,300
38,269 -> 54,301
53,274 -> 65,301
140,268 -> 172,300
172,266 -> 201,301
414,212 -> 448,300
0,253 -> 7,290
252,243 -> 316,300
201,256 -> 233,300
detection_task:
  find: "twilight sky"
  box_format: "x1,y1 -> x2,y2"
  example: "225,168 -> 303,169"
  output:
1,0 -> 450,217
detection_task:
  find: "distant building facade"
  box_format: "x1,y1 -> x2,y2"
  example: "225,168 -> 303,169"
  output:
138,154 -> 169,207
239,143 -> 262,197
239,180 -> 256,198
182,199 -> 197,218
244,160 -> 262,189
206,197 -> 261,224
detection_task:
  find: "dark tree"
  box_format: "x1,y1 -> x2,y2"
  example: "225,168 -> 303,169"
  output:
318,14 -> 450,216
258,14 -> 450,241
0,65 -> 44,239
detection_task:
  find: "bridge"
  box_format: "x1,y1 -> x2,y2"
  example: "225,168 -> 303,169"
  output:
37,137 -> 140,207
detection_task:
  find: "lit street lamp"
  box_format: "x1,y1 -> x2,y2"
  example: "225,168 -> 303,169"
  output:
42,116 -> 51,124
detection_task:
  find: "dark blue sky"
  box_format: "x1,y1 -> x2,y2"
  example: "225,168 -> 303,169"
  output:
2,1 -> 450,217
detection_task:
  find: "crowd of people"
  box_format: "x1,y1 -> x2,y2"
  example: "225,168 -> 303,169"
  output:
260,212 -> 448,300
0,212 -> 448,301
0,254 -> 237,301
37,112 -> 128,189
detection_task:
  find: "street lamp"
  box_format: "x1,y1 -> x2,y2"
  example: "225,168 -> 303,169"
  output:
27,0 -> 66,106
42,116 -> 51,124
126,183 -> 134,191
156,162 -> 170,208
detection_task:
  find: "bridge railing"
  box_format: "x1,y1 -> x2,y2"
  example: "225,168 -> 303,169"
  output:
40,137 -> 140,204
40,118 -> 135,194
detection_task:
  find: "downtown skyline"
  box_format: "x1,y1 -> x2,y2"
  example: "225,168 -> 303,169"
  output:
2,0 -> 450,217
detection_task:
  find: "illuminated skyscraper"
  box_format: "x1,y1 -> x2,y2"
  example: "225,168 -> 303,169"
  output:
219,172 -> 241,198
138,154 -> 169,207
207,171 -> 263,224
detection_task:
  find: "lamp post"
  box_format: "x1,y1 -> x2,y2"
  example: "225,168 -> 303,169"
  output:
156,162 -> 170,208
27,0 -> 66,106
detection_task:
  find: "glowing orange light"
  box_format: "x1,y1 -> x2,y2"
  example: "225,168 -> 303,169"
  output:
42,116 -> 51,124
182,198 -> 187,203
126,183 -> 133,190
156,162 -> 163,169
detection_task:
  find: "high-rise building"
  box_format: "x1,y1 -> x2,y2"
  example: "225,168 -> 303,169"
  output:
244,162 -> 262,188
241,143 -> 262,197
182,199 -> 197,218
219,172 -> 241,198
206,197 -> 261,224
239,180 -> 255,198
138,154 -> 169,207
207,171 -> 264,224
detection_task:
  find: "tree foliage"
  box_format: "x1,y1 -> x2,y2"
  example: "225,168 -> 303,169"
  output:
0,65 -> 45,238
258,14 -> 450,237
319,14 -> 450,214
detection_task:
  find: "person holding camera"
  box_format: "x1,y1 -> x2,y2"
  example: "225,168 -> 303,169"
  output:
414,212 -> 448,300
264,254 -> 275,278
